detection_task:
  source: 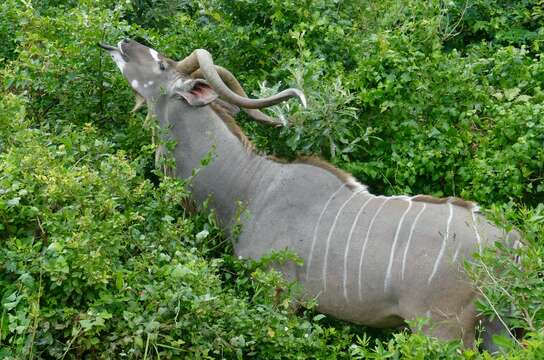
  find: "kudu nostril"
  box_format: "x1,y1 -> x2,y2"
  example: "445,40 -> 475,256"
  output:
123,38 -> 130,44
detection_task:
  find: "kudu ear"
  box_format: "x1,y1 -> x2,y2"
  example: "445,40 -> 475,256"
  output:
175,79 -> 218,107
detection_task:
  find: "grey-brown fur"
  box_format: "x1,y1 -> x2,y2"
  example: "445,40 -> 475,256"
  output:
101,39 -> 520,349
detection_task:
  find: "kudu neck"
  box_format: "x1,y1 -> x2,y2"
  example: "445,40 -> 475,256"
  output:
153,96 -> 269,230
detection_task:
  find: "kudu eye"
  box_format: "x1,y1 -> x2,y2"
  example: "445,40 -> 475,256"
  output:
159,62 -> 166,71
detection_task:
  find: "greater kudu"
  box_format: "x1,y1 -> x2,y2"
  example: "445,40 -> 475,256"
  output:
100,39 -> 520,349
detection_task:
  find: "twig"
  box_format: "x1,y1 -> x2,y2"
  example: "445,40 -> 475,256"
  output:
61,326 -> 81,359
0,309 -> 4,346
479,261 -> 515,302
442,0 -> 469,41
38,98 -> 59,120
73,154 -> 90,167
476,286 -> 521,347
143,332 -> 150,360
27,269 -> 43,359
36,217 -> 45,238
155,342 -> 187,352
97,26 -> 106,121
205,237 -> 230,254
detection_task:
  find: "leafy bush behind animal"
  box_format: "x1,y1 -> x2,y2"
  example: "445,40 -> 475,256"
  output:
0,0 -> 543,358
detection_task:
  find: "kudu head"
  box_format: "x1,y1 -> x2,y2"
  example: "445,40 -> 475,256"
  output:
99,39 -> 306,120
99,39 -> 218,107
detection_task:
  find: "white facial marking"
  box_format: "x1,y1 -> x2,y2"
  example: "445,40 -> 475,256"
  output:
306,184 -> 346,282
169,79 -> 182,92
428,203 -> 453,285
131,79 -> 140,89
322,189 -> 364,292
343,196 -> 372,303
384,199 -> 412,291
358,197 -> 388,301
149,48 -> 160,61
110,52 -> 126,72
117,40 -> 125,53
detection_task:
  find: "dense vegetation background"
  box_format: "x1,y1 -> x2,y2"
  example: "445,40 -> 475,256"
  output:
1,0 -> 543,358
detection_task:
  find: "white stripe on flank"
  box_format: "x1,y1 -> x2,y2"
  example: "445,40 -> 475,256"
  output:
305,184 -> 346,281
401,203 -> 426,280
452,234 -> 462,263
358,197 -> 389,301
471,210 -> 482,254
322,189 -> 365,291
428,203 -> 453,285
343,197 -> 373,303
384,200 -> 412,291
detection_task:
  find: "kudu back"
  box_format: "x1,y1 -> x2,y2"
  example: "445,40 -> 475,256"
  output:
101,39 -> 520,349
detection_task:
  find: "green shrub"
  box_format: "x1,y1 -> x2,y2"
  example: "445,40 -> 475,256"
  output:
0,94 -> 357,358
445,0 -> 544,51
0,0 -> 23,64
0,0 -> 543,358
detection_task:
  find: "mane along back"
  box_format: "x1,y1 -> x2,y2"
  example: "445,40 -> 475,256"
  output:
294,156 -> 365,191
411,195 -> 478,210
209,102 -> 254,151
209,102 -> 365,191
208,103 -> 480,203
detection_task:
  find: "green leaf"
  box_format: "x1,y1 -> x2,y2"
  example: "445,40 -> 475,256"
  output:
134,335 -> 144,348
115,272 -> 123,290
492,335 -> 515,350
7,197 -> 20,206
80,319 -> 94,331
171,264 -> 192,279
313,314 -> 326,322
162,215 -> 174,223
196,229 -> 209,241
504,87 -> 520,101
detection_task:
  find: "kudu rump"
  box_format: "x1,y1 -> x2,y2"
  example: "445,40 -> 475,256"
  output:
101,39 -> 520,348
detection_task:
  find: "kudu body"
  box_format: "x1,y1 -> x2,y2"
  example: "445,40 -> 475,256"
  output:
101,39 -> 520,348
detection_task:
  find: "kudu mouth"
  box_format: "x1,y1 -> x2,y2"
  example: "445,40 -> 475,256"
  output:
98,41 -> 128,61
98,43 -> 117,51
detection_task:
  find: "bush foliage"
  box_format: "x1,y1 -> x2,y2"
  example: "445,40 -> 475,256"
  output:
0,0 -> 543,358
